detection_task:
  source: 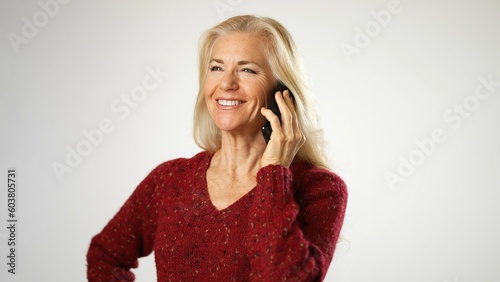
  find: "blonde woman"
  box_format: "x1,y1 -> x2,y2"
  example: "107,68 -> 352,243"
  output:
87,15 -> 347,281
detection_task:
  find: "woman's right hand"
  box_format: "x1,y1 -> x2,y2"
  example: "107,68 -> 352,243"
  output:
260,90 -> 305,168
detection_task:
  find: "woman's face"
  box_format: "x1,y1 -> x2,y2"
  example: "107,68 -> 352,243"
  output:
204,32 -> 275,136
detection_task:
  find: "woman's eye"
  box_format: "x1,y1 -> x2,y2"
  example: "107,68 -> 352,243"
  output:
210,66 -> 222,71
242,68 -> 256,74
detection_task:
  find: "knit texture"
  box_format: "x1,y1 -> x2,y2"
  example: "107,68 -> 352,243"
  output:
87,151 -> 347,281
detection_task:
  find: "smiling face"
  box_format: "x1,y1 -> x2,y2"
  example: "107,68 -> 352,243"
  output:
204,32 -> 276,136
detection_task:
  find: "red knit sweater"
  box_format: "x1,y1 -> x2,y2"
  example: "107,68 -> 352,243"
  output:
87,151 -> 347,281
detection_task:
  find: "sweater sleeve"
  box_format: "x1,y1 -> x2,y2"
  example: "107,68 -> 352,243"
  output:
86,163 -> 167,282
247,164 -> 347,281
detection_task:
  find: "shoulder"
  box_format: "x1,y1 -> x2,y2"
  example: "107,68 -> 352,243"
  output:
134,151 -> 212,197
290,161 -> 348,203
151,151 -> 213,177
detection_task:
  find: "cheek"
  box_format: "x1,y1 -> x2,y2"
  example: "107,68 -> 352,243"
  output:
258,88 -> 268,106
260,87 -> 276,108
253,76 -> 274,102
203,78 -> 217,100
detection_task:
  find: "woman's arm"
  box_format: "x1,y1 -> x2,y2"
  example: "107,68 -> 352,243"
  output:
86,163 -> 167,281
247,163 -> 347,281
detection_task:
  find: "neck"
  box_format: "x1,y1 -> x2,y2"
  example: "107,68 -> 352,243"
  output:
211,131 -> 266,176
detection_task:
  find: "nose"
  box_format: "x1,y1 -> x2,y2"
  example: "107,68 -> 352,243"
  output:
219,70 -> 239,91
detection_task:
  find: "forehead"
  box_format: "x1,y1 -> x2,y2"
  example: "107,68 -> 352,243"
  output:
211,32 -> 268,61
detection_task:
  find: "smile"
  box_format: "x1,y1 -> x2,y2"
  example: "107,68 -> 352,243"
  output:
217,99 -> 245,107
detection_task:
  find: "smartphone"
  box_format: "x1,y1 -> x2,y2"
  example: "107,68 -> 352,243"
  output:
261,82 -> 294,143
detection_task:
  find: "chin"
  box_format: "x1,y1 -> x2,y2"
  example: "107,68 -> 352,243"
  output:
212,114 -> 264,135
216,123 -> 241,133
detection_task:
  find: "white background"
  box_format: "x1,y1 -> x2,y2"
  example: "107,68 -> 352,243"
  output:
1,0 -> 500,281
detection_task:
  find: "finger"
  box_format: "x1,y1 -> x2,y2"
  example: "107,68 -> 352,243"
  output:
286,92 -> 302,134
274,90 -> 290,115
260,106 -> 283,138
282,90 -> 301,133
274,91 -> 294,136
277,91 -> 304,147
283,90 -> 295,113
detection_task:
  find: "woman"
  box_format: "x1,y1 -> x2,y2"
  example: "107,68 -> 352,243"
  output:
87,15 -> 347,281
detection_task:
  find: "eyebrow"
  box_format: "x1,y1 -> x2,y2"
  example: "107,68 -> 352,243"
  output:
209,58 -> 263,68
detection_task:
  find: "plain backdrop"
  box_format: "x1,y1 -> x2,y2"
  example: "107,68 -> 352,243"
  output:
1,0 -> 500,281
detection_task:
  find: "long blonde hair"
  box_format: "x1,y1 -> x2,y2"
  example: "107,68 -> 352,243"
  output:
193,15 -> 329,169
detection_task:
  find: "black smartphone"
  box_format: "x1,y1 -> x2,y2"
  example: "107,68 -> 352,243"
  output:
261,82 -> 294,143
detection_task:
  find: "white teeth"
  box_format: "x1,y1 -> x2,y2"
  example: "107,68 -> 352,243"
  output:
218,99 -> 243,106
